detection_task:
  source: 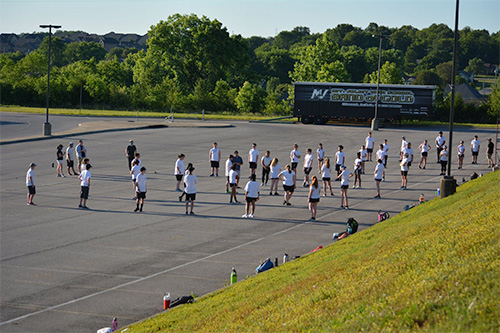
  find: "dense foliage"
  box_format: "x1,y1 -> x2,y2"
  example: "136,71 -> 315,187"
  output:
1,15 -> 499,121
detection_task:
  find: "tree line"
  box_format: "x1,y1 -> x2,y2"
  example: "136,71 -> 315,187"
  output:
1,14 -> 499,122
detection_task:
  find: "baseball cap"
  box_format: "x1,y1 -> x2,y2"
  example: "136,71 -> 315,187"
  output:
30,162 -> 37,167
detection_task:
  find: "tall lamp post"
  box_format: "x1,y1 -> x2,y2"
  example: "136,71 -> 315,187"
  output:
40,24 -> 61,136
371,34 -> 389,131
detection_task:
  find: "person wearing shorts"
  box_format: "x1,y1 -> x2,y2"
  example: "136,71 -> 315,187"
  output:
174,154 -> 185,191
66,142 -> 77,175
470,135 -> 480,164
260,150 -> 271,186
184,166 -> 197,214
418,140 -> 431,169
405,142 -> 414,169
400,153 -> 409,189
242,174 -> 260,218
400,136 -> 408,161
228,164 -> 239,204
335,145 -> 345,179
439,146 -> 449,175
232,150 -> 243,187
56,144 -> 65,177
269,158 -> 281,196
225,154 -> 233,193
248,143 -> 259,178
373,159 -> 384,198
26,162 -> 37,205
321,157 -> 334,196
278,164 -> 296,206
375,144 -> 387,181
130,159 -> 141,199
134,167 -> 147,212
290,144 -> 301,172
365,131 -> 375,161
359,145 -> 367,173
486,138 -> 494,168
209,142 -> 221,177
457,141 -> 465,170
353,152 -> 362,188
435,131 -> 446,163
308,176 -> 321,221
303,148 -> 313,187
383,139 -> 389,167
78,163 -> 92,209
75,140 -> 87,173
336,165 -> 352,209
317,143 -> 325,173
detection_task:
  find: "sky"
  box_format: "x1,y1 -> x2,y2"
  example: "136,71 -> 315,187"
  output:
1,0 -> 499,37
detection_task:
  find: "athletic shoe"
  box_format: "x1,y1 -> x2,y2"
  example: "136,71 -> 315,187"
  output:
269,192 -> 273,195
283,201 -> 287,205
139,208 -> 143,212
82,206 -> 89,209
242,214 -> 248,218
61,174 -> 66,178
286,202 -> 292,206
340,206 -> 344,209
331,193 -> 334,196
179,196 -> 183,202
344,206 -> 349,210
423,167 -> 426,169
57,174 -> 61,177
374,195 -> 381,198
186,211 -> 189,215
419,165 -> 422,169
261,183 -> 265,186
332,232 -> 339,242
190,211 -> 195,215
248,214 -> 254,218
309,217 -> 315,221
322,193 -> 326,196
175,188 -> 182,192
274,192 -> 279,196
134,208 -> 139,212
382,178 -> 385,182
210,174 -> 214,177
226,190 -> 231,193
216,174 -> 219,177
27,202 -> 31,205
78,204 -> 83,208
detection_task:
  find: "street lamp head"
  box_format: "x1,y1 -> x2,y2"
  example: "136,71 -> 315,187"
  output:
39,25 -> 62,29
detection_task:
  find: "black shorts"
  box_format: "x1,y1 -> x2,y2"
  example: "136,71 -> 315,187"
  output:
421,152 -> 428,157
249,162 -> 257,169
401,170 -> 408,176
175,174 -> 183,181
408,161 -> 412,167
137,191 -> 146,199
322,177 -> 331,181
80,186 -> 89,199
303,167 -> 312,175
186,193 -> 196,201
375,178 -> 382,182
335,164 -> 341,172
341,185 -> 349,189
318,158 -> 324,162
229,183 -> 237,188
67,160 -> 74,167
458,153 -> 464,159
472,151 -> 478,156
309,198 -> 320,203
291,162 -> 298,170
367,148 -> 373,153
283,185 -> 295,193
210,161 -> 220,168
246,197 -> 257,203
27,185 -> 36,195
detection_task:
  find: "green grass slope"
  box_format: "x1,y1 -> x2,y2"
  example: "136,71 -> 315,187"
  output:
130,171 -> 499,332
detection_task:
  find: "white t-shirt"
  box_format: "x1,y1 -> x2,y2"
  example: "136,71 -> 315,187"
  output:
458,144 -> 465,155
131,158 -> 141,168
280,170 -> 295,186
131,165 -> 141,180
249,148 -> 259,163
340,169 -> 350,186
174,159 -> 184,175
383,143 -> 389,154
374,163 -> 384,179
26,168 -> 35,186
376,149 -> 386,161
401,140 -> 408,152
310,184 -> 321,199
184,174 -> 197,194
420,142 -> 429,153
229,169 -> 238,184
354,158 -> 362,171
270,163 -> 281,178
360,149 -> 367,161
244,180 -> 260,198
225,159 -> 232,176
365,136 -> 375,149
400,158 -> 408,171
436,135 -> 445,148
317,148 -> 324,159
321,164 -> 331,178
290,149 -> 301,163
304,153 -> 314,168
210,147 -> 220,161
80,169 -> 91,187
66,147 -> 74,161
136,173 -> 147,192
406,148 -> 414,162
440,150 -> 449,162
261,155 -> 272,167
471,139 -> 480,152
335,151 -> 345,165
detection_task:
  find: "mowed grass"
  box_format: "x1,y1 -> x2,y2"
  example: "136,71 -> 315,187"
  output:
126,171 -> 500,332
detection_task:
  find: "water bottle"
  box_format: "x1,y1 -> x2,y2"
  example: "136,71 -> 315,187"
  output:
230,267 -> 237,284
419,194 -> 425,204
163,292 -> 171,310
283,253 -> 288,264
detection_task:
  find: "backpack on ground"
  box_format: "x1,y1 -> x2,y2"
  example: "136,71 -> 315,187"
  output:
347,217 -> 358,234
256,258 -> 274,273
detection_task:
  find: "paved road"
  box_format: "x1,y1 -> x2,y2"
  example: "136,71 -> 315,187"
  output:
0,117 -> 496,332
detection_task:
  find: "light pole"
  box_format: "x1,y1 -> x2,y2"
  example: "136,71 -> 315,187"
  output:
40,24 -> 61,136
371,34 -> 389,131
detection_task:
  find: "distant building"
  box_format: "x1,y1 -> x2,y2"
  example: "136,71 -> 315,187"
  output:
444,83 -> 486,105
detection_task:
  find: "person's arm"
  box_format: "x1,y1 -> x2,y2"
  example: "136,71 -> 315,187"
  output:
308,187 -> 313,200
209,150 -> 212,161
218,150 -> 221,162
293,174 -> 296,188
261,157 -> 266,168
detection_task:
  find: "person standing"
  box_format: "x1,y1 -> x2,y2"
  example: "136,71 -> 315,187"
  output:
184,166 -> 197,215
174,154 -> 185,192
131,152 -> 141,169
457,141 -> 465,170
439,146 -> 449,176
225,154 -> 234,193
303,148 -> 314,187
209,142 -> 221,177
405,142 -> 414,169
125,140 -> 137,171
75,140 -> 87,173
26,162 -> 37,205
56,144 -> 65,177
435,131 -> 446,163
353,152 -> 362,188
269,158 -> 281,196
335,145 -> 345,179
471,135 -> 480,164
308,176 -> 321,221
321,157 -> 334,196
228,164 -> 239,204
248,143 -> 259,178
418,140 -> 431,169
179,163 -> 193,201
374,159 -> 384,198
365,131 -> 375,161
290,144 -> 301,172
359,145 -> 367,173
383,139 -> 389,168
78,163 -> 92,209
486,138 -> 494,168
242,174 -> 260,218
260,150 -> 272,186
134,167 -> 147,212
336,165 -> 352,209
317,143 -> 325,172
232,150 -> 243,187
279,164 -> 296,206
376,144 -> 387,181
400,136 -> 408,161
66,142 -> 77,175
130,159 -> 141,199
400,153 -> 409,189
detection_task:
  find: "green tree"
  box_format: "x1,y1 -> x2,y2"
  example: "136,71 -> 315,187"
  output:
254,44 -> 294,82
486,84 -> 500,119
212,79 -> 237,111
37,36 -> 67,67
235,81 -> 266,113
274,26 -> 311,49
465,57 -> 485,75
64,42 -> 107,63
435,61 -> 454,87
413,70 -> 442,86
368,61 -> 402,84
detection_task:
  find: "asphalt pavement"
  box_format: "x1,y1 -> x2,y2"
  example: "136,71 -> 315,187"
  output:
0,113 -> 496,332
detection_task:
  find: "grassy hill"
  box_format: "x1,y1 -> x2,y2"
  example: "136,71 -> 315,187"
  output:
128,171 -> 499,331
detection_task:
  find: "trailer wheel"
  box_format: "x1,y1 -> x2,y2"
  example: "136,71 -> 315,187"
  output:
301,116 -> 313,124
314,117 -> 327,125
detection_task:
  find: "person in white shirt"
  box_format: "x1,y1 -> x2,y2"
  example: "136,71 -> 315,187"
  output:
130,152 -> 141,169
134,167 -> 147,212
184,166 -> 197,214
290,144 -> 301,172
228,164 -> 239,204
225,155 -> 233,193
75,140 -> 87,173
78,163 -> 92,209
260,150 -> 272,186
308,176 -> 321,221
26,162 -> 37,205
248,143 -> 259,178
209,142 -> 221,177
278,164 -> 296,206
439,146 -> 449,175
400,136 -> 408,161
418,140 -> 431,169
373,159 -> 385,198
178,162 -> 193,201
375,144 -> 387,181
66,142 -> 77,175
316,143 -> 325,173
242,174 -> 260,218
383,139 -> 389,167
400,153 -> 409,189
321,157 -> 334,196
457,141 -> 465,170
405,142 -> 414,169
130,159 -> 141,199
336,165 -> 352,209
435,131 -> 446,163
353,152 -> 362,188
174,154 -> 185,192
269,158 -> 281,196
365,131 -> 375,161
359,145 -> 367,173
303,148 -> 314,187
470,135 -> 480,164
335,145 -> 345,179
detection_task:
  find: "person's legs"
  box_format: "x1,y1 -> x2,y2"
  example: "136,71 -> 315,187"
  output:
250,201 -> 256,215
190,200 -> 194,213
375,180 -> 381,197
344,189 -> 349,207
185,200 -> 189,213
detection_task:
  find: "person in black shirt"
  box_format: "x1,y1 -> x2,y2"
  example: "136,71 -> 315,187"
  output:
56,144 -> 65,177
486,138 -> 494,168
125,139 -> 137,170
